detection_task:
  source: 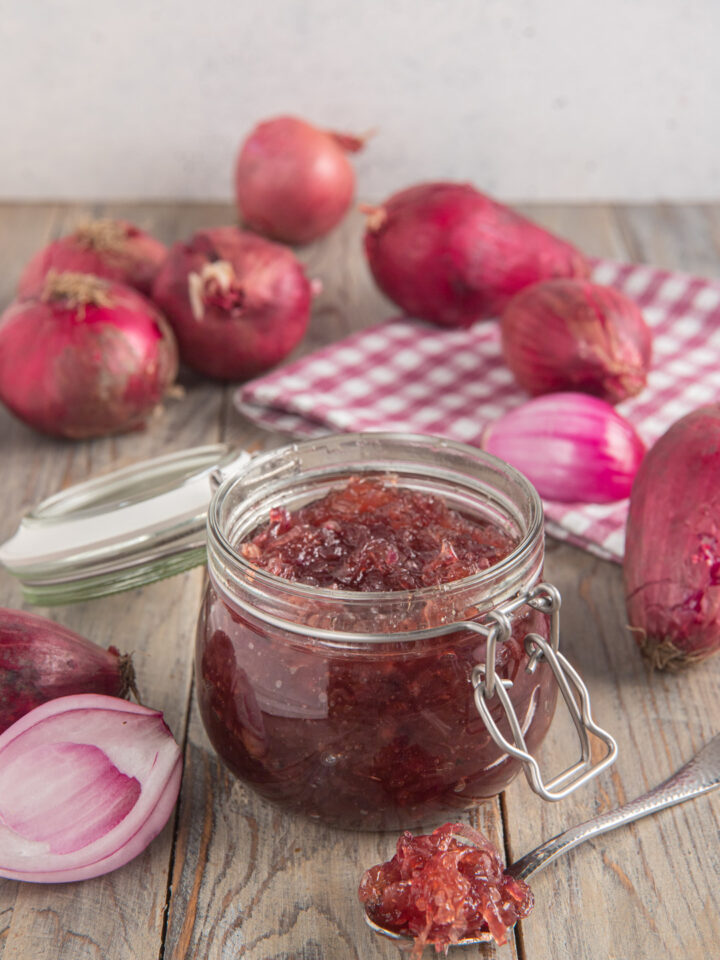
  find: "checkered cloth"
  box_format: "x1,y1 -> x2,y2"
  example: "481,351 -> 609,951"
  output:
235,260 -> 720,562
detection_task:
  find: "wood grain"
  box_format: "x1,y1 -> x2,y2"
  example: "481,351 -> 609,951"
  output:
0,203 -> 223,960
504,204 -> 720,960
164,206 -> 513,960
0,201 -> 718,960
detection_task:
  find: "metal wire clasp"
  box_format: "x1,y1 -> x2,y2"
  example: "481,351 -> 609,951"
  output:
471,582 -> 618,802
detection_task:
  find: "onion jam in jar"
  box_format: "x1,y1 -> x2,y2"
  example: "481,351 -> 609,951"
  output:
196,434 -> 557,830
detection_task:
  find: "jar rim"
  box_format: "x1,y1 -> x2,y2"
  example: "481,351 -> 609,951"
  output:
207,432 -> 545,610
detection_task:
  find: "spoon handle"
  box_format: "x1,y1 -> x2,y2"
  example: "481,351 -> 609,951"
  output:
510,733 -> 720,882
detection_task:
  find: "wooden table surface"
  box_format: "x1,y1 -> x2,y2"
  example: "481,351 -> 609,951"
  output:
0,201 -> 719,960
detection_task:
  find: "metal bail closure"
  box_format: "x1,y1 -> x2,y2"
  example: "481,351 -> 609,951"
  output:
471,582 -> 618,802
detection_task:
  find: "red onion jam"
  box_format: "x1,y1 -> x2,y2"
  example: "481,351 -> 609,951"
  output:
197,475 -> 556,829
359,822 -> 534,955
239,476 -> 517,590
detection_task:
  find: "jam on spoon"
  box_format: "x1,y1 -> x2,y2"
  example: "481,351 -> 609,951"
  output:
360,733 -> 720,954
358,822 -> 533,957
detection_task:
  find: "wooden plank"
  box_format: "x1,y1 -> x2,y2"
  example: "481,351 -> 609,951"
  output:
616,203 -> 720,279
161,205 -> 515,960
1,201 -> 718,960
0,203 -> 225,960
515,202 -> 625,261
501,204 -> 720,960
0,203 -> 62,959
164,728 -> 518,960
0,204 -> 64,310
706,204 -> 720,258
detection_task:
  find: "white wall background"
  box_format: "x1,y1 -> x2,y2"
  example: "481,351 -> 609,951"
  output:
1,0 -> 718,202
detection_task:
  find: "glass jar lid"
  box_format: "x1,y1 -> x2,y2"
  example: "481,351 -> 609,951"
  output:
0,445 -> 251,605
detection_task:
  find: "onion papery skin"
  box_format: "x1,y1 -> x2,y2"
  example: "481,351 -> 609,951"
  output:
18,220 -> 167,298
235,116 -> 363,244
0,273 -> 179,439
363,182 -> 588,328
624,404 -> 720,670
0,608 -> 137,734
501,279 -> 652,404
152,226 -> 312,381
0,694 -> 182,883
483,393 -> 645,503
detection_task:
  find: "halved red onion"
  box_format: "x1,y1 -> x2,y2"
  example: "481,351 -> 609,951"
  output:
0,694 -> 182,883
482,393 -> 645,503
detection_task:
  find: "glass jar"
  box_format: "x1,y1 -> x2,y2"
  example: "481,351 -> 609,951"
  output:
197,434 -> 562,829
0,432 -> 616,831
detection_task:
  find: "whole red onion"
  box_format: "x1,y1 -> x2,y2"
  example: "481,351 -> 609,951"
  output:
624,404 -> 720,669
0,608 -> 137,734
0,694 -> 181,883
18,219 -> 167,298
152,226 -> 313,380
235,116 -> 365,245
0,272 -> 179,439
363,182 -> 588,328
501,279 -> 652,404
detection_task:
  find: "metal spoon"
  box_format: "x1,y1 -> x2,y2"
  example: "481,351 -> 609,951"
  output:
366,732 -> 720,948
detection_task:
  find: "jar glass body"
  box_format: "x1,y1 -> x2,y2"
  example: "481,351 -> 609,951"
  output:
196,434 -> 557,830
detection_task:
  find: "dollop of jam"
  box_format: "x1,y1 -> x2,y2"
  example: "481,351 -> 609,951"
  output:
240,476 -> 517,590
359,822 -> 534,956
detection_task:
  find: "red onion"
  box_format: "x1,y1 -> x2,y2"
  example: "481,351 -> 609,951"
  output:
18,219 -> 167,298
152,226 -> 313,380
0,608 -> 137,734
483,393 -> 645,503
624,404 -> 720,669
501,279 -> 652,404
363,182 -> 588,328
0,271 -> 178,439
0,694 -> 181,883
235,116 -> 365,244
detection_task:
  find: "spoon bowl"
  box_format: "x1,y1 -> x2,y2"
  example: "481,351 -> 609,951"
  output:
365,912 -> 494,947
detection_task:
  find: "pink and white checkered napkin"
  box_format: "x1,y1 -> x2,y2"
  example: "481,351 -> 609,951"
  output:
235,260 -> 720,563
